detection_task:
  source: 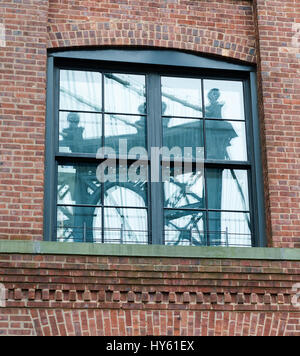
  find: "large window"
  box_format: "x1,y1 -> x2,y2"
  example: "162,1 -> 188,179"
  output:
45,49 -> 265,247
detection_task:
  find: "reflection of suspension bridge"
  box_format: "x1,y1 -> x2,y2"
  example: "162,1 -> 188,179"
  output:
58,72 -> 250,246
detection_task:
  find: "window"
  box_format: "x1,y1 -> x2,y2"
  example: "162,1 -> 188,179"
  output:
45,49 -> 266,247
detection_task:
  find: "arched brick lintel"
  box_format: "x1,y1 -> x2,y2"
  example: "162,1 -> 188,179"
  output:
47,22 -> 256,64
1,309 -> 295,336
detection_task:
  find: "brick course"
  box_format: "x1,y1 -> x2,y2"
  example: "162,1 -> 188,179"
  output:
1,309 -> 299,336
0,253 -> 299,336
47,0 -> 256,62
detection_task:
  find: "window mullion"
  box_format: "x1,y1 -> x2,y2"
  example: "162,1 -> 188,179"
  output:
45,58 -> 58,242
249,73 -> 266,247
101,71 -> 105,244
147,73 -> 164,245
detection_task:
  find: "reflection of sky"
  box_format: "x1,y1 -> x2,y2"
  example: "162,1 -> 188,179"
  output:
104,208 -> 148,244
60,70 -> 102,111
204,80 -> 245,120
220,170 -> 249,211
219,212 -> 251,247
105,115 -> 138,137
219,170 -> 251,246
226,121 -> 247,161
167,117 -> 199,128
105,186 -> 146,208
161,76 -> 202,118
105,74 -> 146,114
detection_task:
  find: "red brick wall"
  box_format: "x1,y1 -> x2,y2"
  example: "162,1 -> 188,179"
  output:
254,0 -> 300,248
0,253 -> 300,336
1,309 -> 299,336
47,0 -> 256,63
0,0 -> 48,241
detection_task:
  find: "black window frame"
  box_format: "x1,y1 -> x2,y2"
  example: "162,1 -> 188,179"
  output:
44,48 -> 266,247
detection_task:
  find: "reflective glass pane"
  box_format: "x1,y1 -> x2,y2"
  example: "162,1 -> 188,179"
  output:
206,169 -> 249,211
104,176 -> 147,208
60,70 -> 102,112
206,120 -> 247,161
161,77 -> 202,118
164,168 -> 205,209
208,211 -> 251,247
204,80 -> 245,120
164,210 -> 206,246
104,208 -> 148,244
57,205 -> 102,243
102,161 -> 148,206
104,73 -> 146,114
59,112 -> 102,154
58,163 -> 101,206
104,114 -> 146,155
163,118 -> 204,159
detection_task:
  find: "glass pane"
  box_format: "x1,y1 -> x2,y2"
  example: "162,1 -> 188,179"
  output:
164,210 -> 206,246
163,118 -> 204,159
57,205 -> 102,243
204,80 -> 245,120
60,70 -> 102,112
164,168 -> 205,209
59,112 -> 102,154
104,114 -> 146,155
104,73 -> 146,114
58,163 -> 101,206
104,208 -> 148,244
161,77 -> 202,118
206,120 -> 247,161
206,169 -> 249,211
208,211 -> 251,247
105,179 -> 147,208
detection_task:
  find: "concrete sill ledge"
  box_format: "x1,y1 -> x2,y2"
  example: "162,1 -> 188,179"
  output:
0,240 -> 299,261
